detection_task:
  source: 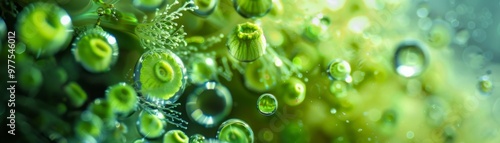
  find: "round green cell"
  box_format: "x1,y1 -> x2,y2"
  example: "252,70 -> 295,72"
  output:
72,28 -> 119,73
88,98 -> 115,125
227,22 -> 267,62
394,40 -> 429,78
244,59 -> 279,92
281,77 -> 306,106
137,110 -> 166,139
163,130 -> 189,143
233,0 -> 273,18
327,59 -> 351,81
257,93 -> 278,116
64,82 -> 88,108
478,75 -> 493,95
16,2 -> 73,57
75,112 -> 104,138
19,67 -> 43,93
190,134 -> 206,143
106,82 -> 138,114
217,119 -> 254,143
134,48 -> 187,105
189,0 -> 218,17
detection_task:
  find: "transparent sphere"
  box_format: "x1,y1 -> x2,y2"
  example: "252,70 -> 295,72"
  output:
327,59 -> 351,81
233,0 -> 273,18
217,119 -> 254,143
134,49 -> 187,105
190,134 -> 206,143
186,82 -> 233,128
257,93 -> 278,116
136,110 -> 166,139
394,40 -> 429,78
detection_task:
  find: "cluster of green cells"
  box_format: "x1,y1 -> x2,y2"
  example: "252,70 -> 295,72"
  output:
2,0 -> 500,143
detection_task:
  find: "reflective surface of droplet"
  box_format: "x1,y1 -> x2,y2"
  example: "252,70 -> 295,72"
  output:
186,82 -> 233,128
394,41 -> 429,78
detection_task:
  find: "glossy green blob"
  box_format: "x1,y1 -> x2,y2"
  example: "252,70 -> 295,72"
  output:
106,82 -> 138,114
190,134 -> 206,143
233,0 -> 273,18
16,2 -> 73,57
75,112 -> 103,138
19,67 -> 43,93
189,0 -> 218,17
327,59 -> 351,81
281,77 -> 306,106
134,49 -> 187,105
163,130 -> 189,143
244,59 -> 278,92
478,75 -> 493,95
186,82 -> 233,128
137,110 -> 166,139
257,93 -> 278,116
64,82 -> 88,108
303,14 -> 330,42
217,119 -> 254,143
394,40 -> 428,78
227,22 -> 266,62
133,139 -> 149,143
72,29 -> 119,73
188,54 -> 217,84
88,98 -> 116,125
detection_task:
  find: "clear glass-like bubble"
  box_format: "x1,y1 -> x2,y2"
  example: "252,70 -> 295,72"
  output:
190,134 -> 206,143
134,48 -> 188,105
186,82 -> 233,128
217,119 -> 254,143
136,110 -> 166,139
257,93 -> 278,116
233,0 -> 273,19
393,40 -> 429,78
189,0 -> 219,17
327,59 -> 351,81
188,54 -> 218,85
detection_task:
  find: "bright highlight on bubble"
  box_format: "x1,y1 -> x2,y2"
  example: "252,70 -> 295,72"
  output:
186,82 -> 233,128
394,40 -> 429,78
257,93 -> 278,116
217,119 -> 254,143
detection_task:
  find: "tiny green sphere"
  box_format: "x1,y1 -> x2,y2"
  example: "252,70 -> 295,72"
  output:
327,59 -> 351,81
75,112 -> 104,138
427,20 -> 453,48
217,119 -> 254,143
227,22 -> 267,62
16,2 -> 73,57
233,0 -> 273,18
257,93 -> 278,116
281,77 -> 306,106
134,49 -> 187,105
137,110 -> 166,139
189,0 -> 219,17
106,82 -> 138,114
72,29 -> 119,73
163,130 -> 189,143
88,98 -> 116,125
330,80 -> 349,98
244,59 -> 278,92
394,40 -> 429,78
19,67 -> 43,93
303,14 -> 330,42
64,82 -> 88,108
478,75 -> 493,95
190,134 -> 206,143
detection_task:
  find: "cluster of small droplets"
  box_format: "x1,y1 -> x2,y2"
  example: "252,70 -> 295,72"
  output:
135,0 -> 197,49
138,97 -> 188,129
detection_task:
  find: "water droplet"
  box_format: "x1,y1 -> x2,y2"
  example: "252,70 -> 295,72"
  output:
233,0 -> 273,18
189,0 -> 218,17
393,40 -> 429,78
217,119 -> 254,143
186,82 -> 232,128
257,93 -> 278,116
330,108 -> 337,114
190,134 -> 206,143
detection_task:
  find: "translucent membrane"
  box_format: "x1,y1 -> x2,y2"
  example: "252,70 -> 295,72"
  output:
217,119 -> 254,143
134,48 -> 187,105
137,110 -> 166,139
16,2 -> 73,57
189,0 -> 219,17
257,93 -> 278,116
72,29 -> 119,73
105,82 -> 138,114
478,74 -> 493,95
393,40 -> 429,78
186,82 -> 233,128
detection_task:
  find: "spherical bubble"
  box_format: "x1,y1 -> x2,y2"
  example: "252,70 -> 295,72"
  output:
105,82 -> 138,114
217,119 -> 254,143
16,2 -> 73,57
227,22 -> 267,62
75,111 -> 104,138
478,74 -> 493,95
257,93 -> 278,116
189,0 -> 219,17
190,134 -> 206,143
163,130 -> 189,143
186,81 -> 232,128
233,0 -> 273,18
393,40 -> 429,78
280,77 -> 307,106
134,48 -> 187,105
188,54 -> 218,85
244,59 -> 279,92
72,29 -> 119,73
137,110 -> 166,139
327,59 -> 352,81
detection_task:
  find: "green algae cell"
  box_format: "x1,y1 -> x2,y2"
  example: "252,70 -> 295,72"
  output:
137,110 -> 166,139
16,2 -> 73,57
257,93 -> 278,116
217,119 -> 254,143
281,77 -> 306,106
327,59 -> 351,81
478,75 -> 493,95
105,82 -> 138,114
163,130 -> 189,143
394,40 -> 429,78
75,112 -> 104,138
88,98 -> 116,125
134,48 -> 187,105
227,22 -> 267,62
189,0 -> 219,17
64,82 -> 88,108
233,0 -> 273,18
72,28 -> 119,73
190,134 -> 206,143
